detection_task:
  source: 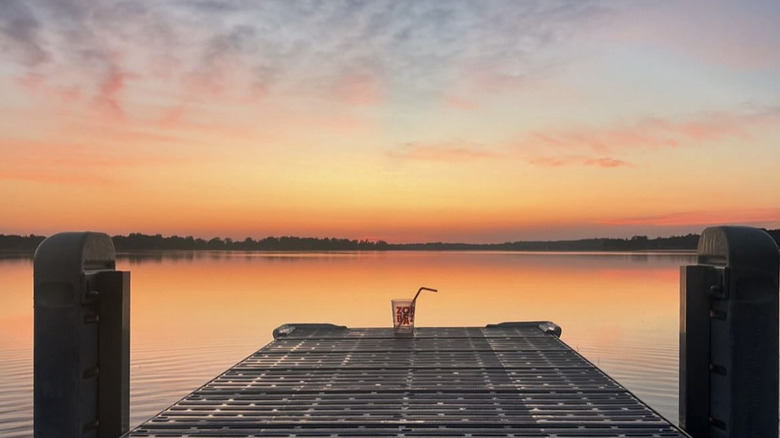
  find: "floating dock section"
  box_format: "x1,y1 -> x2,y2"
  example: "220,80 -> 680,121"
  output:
125,322 -> 687,437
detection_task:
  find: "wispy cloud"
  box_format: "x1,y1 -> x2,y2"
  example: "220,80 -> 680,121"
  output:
516,109 -> 780,167
444,95 -> 478,110
97,66 -> 134,118
332,72 -> 384,107
0,0 -> 146,116
389,108 -> 779,169
526,114 -> 750,152
525,155 -> 631,168
1,1 -> 613,114
389,141 -> 499,162
599,208 -> 780,227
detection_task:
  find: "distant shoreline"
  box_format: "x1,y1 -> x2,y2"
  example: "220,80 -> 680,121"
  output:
0,248 -> 699,255
2,230 -> 778,253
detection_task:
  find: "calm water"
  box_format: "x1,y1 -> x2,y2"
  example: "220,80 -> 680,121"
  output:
0,250 -> 695,436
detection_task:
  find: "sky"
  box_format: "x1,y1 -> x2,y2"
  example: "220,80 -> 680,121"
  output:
1,0 -> 779,243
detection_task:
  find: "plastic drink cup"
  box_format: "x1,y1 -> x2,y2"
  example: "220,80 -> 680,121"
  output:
390,288 -> 436,336
392,299 -> 415,335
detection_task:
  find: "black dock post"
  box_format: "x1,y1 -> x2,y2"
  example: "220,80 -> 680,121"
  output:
680,226 -> 779,438
34,232 -> 130,438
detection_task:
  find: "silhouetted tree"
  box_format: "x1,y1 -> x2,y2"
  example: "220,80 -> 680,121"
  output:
3,230 -> 776,253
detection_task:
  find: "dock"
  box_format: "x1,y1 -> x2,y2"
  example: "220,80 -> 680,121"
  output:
33,228 -> 779,437
124,322 -> 687,437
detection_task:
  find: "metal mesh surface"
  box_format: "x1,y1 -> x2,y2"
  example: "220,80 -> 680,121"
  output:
125,323 -> 687,437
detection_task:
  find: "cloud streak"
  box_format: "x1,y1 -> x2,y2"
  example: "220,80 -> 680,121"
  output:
516,109 -> 780,167
525,156 -> 631,168
390,108 -> 779,169
389,142 -> 499,162
599,208 -> 780,227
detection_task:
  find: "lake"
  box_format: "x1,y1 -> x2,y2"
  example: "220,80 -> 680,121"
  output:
0,250 -> 695,436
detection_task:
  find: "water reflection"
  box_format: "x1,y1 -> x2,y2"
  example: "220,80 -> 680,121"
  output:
0,251 -> 695,435
0,253 -> 33,262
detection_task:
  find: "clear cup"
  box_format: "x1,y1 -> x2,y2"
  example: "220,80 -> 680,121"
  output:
391,299 -> 415,335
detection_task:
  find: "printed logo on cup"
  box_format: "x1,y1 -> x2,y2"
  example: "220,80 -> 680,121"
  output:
395,305 -> 415,325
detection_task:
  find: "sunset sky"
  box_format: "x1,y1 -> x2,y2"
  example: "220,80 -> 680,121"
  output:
1,1 -> 779,243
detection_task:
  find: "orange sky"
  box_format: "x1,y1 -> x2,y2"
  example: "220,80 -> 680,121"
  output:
1,1 -> 779,242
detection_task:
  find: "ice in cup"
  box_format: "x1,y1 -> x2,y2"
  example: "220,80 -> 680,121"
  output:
392,299 -> 415,335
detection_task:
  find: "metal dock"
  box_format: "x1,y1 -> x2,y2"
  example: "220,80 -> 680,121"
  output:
125,322 -> 687,437
34,228 -> 779,437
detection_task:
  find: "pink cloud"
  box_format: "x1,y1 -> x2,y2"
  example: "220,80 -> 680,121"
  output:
517,109 -> 779,168
444,95 -> 478,110
54,86 -> 85,103
13,71 -> 85,103
12,58 -> 134,120
647,115 -> 752,142
154,106 -> 189,130
390,108 -> 771,169
94,67 -> 135,119
528,112 -> 763,153
599,208 -> 780,227
527,122 -> 673,154
332,73 -> 384,107
526,155 -> 631,168
584,157 -> 631,168
15,72 -> 44,91
390,142 -> 498,162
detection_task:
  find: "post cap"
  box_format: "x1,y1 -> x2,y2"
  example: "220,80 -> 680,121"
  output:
697,226 -> 779,274
34,232 -> 116,305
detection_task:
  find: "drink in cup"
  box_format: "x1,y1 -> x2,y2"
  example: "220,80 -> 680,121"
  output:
391,287 -> 437,336
392,299 -> 415,335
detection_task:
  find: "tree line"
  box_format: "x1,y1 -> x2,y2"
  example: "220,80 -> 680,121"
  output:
111,234 -> 390,251
396,234 -> 702,251
2,230 -> 778,252
0,233 -> 390,252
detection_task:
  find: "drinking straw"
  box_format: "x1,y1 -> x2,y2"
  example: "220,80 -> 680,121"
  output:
412,286 -> 438,304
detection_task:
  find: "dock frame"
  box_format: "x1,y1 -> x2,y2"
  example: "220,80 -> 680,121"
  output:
125,322 -> 687,437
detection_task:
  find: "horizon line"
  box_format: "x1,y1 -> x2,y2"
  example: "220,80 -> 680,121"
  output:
5,229 -> 773,246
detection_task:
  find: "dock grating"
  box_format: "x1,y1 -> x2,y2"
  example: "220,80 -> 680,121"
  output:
125,322 -> 687,437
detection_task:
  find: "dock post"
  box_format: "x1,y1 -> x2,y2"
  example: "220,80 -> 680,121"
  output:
34,232 -> 130,438
679,226 -> 778,438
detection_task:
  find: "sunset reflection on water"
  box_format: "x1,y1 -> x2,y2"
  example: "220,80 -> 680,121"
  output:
0,251 -> 694,435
